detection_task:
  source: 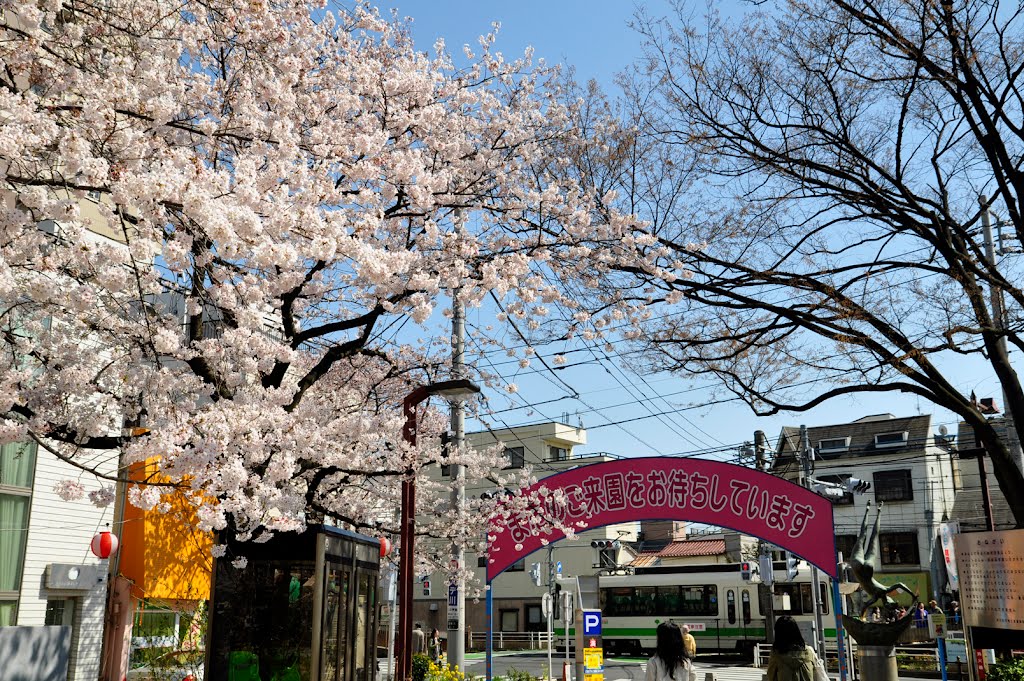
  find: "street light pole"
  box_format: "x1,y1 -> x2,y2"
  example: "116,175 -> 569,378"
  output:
397,379 -> 480,681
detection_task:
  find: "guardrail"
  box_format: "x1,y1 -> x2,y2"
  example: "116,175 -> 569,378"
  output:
754,641 -> 851,669
755,641 -> 964,676
467,631 -> 555,651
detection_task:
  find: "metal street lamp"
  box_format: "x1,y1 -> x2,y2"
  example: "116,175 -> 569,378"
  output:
397,378 -> 480,681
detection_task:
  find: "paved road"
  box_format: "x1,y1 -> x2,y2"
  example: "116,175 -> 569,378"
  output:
381,650 -> 938,681
459,652 -> 768,681
450,651 -> 936,681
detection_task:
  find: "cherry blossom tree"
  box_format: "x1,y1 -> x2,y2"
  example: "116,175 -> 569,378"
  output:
0,0 -> 609,545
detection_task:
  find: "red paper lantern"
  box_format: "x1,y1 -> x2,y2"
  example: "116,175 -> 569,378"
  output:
379,537 -> 392,558
90,531 -> 119,559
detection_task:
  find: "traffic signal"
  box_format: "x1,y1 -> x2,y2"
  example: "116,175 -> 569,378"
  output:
422,578 -> 431,596
786,552 -> 800,581
758,554 -> 775,587
845,477 -> 871,494
530,562 -> 543,586
740,561 -> 760,581
590,540 -> 622,550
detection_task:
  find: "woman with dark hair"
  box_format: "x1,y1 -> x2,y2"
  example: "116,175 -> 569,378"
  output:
766,616 -> 828,681
644,622 -> 695,681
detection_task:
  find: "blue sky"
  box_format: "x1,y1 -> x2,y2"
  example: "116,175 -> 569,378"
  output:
378,1 -> 1003,461
380,0 -> 672,91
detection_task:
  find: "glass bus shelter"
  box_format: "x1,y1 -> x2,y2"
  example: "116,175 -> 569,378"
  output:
207,525 -> 381,681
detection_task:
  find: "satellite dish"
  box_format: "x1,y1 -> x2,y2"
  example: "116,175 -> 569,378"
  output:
939,425 -> 949,436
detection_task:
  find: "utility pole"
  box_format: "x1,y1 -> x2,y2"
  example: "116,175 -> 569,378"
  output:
800,426 -> 826,658
449,289 -> 467,672
981,195 -> 1024,475
547,545 -> 555,681
755,430 -> 775,643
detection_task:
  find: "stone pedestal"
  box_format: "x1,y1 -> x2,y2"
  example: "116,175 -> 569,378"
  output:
856,644 -> 898,681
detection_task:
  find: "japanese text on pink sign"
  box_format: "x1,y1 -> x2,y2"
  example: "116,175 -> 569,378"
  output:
486,457 -> 836,580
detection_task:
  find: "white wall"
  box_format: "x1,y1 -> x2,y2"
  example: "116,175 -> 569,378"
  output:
18,446 -> 116,681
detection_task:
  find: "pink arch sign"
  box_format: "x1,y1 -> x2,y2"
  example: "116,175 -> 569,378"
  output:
487,457 -> 837,580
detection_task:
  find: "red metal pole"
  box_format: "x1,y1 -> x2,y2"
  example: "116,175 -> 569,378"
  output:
398,388 -> 427,681
395,381 -> 477,681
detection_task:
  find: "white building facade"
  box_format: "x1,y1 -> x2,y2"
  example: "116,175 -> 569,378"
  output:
0,440 -> 115,681
774,414 -> 959,604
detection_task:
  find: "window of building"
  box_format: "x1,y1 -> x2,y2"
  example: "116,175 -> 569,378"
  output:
0,442 -> 37,626
874,469 -> 913,501
549,446 -> 568,462
874,431 -> 909,448
478,556 -> 487,568
880,531 -> 919,565
835,535 -> 858,561
504,447 -> 525,470
818,437 -> 851,454
507,559 -> 525,572
525,604 -> 544,632
499,609 -> 519,632
44,598 -> 74,627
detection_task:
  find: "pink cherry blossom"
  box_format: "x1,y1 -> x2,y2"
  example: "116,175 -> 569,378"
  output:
0,0 -> 621,551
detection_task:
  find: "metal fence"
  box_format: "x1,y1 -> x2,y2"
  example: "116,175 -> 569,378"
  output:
755,641 -> 967,676
467,631 -> 555,651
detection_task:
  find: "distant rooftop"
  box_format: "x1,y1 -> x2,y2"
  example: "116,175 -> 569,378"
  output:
628,538 -> 727,568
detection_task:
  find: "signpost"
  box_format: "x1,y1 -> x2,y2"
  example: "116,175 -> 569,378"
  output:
562,591 -> 574,681
930,613 -> 948,681
543,593 -> 554,681
447,583 -> 459,631
576,610 -> 603,681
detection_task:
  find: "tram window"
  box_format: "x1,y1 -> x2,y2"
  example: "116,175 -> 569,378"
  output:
774,584 -> 804,615
657,586 -> 681,615
681,585 -> 717,616
602,587 -> 633,616
742,590 -> 752,625
772,583 -> 828,616
635,586 -> 658,615
601,584 -> 717,617
727,589 -> 736,624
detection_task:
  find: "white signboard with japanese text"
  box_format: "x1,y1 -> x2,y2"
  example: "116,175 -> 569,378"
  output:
953,529 -> 1024,631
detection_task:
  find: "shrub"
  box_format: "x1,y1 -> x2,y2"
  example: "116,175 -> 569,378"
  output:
412,654 -> 432,681
504,668 -> 540,681
989,658 -> 1024,681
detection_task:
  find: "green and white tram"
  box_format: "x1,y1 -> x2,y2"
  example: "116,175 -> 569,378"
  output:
598,563 -> 833,656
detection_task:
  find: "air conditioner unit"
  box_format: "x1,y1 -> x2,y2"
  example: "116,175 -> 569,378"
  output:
46,564 -> 105,590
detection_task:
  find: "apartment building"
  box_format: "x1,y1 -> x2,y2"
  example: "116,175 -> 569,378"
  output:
773,414 -> 958,603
